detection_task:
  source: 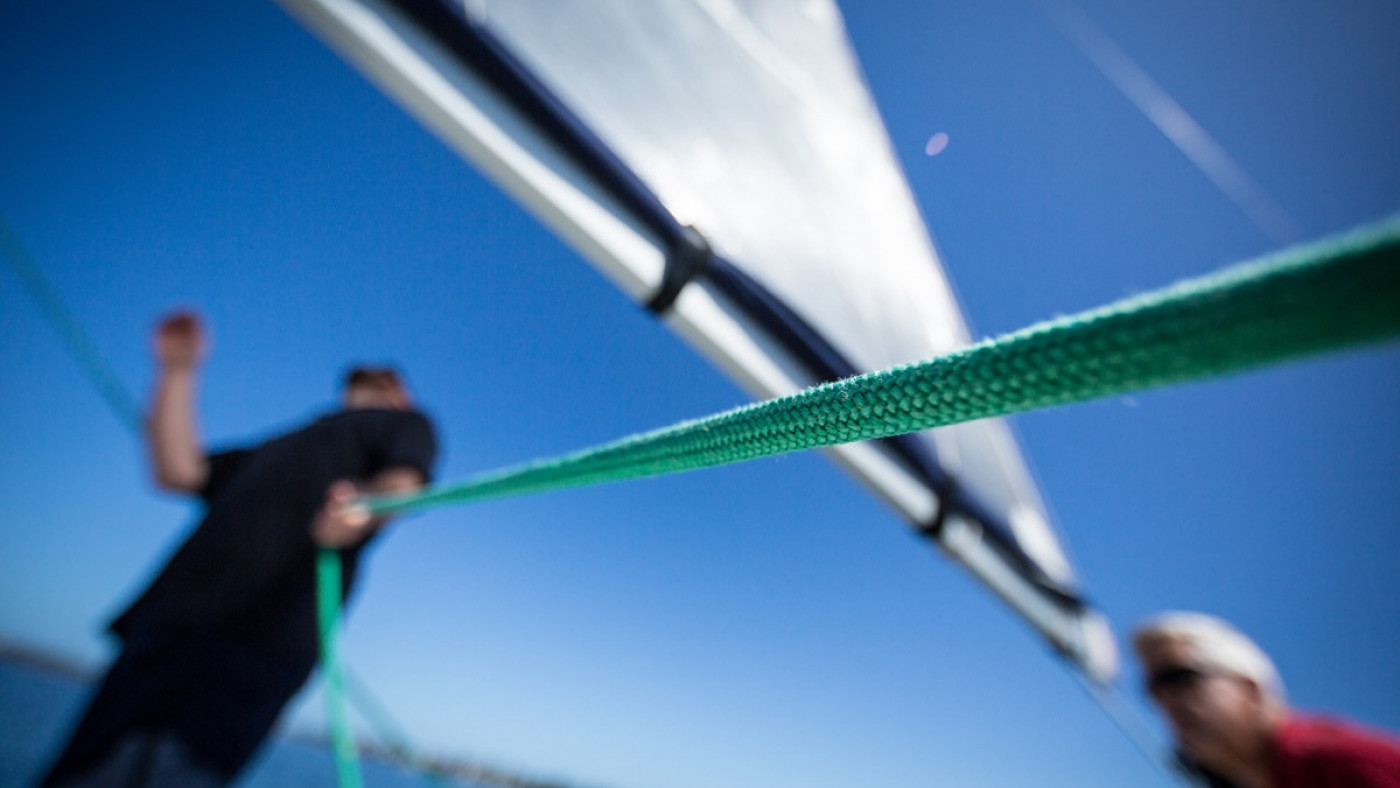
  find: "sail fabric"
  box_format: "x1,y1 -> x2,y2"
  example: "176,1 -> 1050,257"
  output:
276,0 -> 1116,681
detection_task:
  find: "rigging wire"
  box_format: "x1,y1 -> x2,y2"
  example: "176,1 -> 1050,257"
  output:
0,216 -> 144,430
1040,0 -> 1302,247
1066,665 -> 1195,785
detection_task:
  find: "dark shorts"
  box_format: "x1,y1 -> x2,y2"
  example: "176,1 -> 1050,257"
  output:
37,637 -> 315,787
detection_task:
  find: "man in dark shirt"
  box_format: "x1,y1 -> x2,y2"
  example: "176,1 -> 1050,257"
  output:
37,311 -> 439,787
1135,612 -> 1400,788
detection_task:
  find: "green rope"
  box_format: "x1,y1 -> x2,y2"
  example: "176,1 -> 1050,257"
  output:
363,216 -> 1400,517
0,216 -> 144,430
317,548 -> 365,788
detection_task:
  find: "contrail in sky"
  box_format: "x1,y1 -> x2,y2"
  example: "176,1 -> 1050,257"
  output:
1043,0 -> 1302,246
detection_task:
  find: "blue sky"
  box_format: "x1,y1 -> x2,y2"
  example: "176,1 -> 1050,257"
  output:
2,2 -> 1398,788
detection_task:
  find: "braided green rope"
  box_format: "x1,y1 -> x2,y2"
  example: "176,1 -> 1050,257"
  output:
317,548 -> 365,788
0,216 -> 144,430
364,216 -> 1400,517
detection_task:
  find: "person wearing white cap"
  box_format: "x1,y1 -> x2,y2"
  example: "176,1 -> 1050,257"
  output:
1134,612 -> 1400,788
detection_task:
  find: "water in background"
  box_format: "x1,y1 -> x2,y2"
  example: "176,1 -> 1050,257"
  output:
0,657 -> 483,788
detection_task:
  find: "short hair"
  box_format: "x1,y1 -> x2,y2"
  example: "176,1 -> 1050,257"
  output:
1133,612 -> 1286,700
343,365 -> 405,390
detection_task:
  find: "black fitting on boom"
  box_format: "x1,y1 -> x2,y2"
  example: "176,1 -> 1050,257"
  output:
915,477 -> 963,541
646,225 -> 714,314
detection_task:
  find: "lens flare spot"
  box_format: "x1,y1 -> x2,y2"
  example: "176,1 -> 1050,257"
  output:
924,132 -> 949,156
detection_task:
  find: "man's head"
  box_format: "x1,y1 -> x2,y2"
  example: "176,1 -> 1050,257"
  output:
342,366 -> 413,411
1134,612 -> 1287,771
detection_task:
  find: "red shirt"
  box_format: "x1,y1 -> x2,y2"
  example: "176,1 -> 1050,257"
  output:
1273,714 -> 1400,788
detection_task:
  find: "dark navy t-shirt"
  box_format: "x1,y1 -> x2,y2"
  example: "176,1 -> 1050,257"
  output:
110,408 -> 437,664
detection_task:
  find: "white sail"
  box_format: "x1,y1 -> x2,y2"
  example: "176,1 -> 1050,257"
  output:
275,0 -> 1117,682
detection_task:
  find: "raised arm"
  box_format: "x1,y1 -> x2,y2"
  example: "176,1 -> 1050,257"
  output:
146,311 -> 209,493
311,467 -> 426,548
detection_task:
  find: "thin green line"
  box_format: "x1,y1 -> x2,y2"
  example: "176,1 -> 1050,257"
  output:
317,548 -> 365,788
0,216 -> 144,430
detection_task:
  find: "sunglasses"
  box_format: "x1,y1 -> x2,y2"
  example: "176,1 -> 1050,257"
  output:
1145,665 -> 1213,696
